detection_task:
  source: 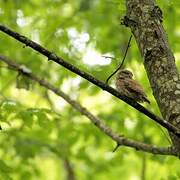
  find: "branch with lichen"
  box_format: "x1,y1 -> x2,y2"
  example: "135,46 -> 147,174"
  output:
0,55 -> 178,156
0,25 -> 179,138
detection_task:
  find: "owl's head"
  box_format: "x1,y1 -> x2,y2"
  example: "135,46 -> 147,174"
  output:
117,69 -> 133,79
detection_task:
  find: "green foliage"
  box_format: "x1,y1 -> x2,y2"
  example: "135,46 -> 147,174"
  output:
0,0 -> 180,179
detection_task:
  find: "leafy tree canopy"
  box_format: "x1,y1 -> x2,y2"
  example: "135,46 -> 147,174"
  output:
0,0 -> 180,179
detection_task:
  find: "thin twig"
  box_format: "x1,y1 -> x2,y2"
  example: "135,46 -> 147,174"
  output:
112,143 -> 120,152
102,55 -> 116,59
0,25 -> 180,137
0,55 -> 177,156
105,35 -> 132,84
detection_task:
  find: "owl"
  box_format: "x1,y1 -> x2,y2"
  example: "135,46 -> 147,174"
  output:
115,69 -> 150,103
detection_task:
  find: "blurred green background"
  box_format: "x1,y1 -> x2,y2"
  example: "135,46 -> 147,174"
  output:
0,0 -> 180,179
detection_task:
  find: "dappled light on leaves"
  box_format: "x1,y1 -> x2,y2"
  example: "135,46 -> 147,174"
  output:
0,0 -> 180,179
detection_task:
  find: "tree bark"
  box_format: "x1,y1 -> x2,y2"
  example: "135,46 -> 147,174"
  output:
124,0 -> 180,153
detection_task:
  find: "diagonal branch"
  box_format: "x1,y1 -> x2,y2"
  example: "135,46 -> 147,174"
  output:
0,55 -> 178,156
0,25 -> 180,138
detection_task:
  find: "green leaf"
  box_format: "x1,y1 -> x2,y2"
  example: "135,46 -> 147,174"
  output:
167,175 -> 178,180
14,139 -> 40,159
17,110 -> 34,128
0,100 -> 18,113
0,172 -> 13,180
0,160 -> 13,173
20,171 -> 32,180
35,111 -> 49,128
16,73 -> 31,90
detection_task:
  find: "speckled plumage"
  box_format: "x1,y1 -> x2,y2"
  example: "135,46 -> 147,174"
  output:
116,69 -> 150,103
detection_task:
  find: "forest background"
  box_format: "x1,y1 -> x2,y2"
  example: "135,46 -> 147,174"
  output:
0,0 -> 180,179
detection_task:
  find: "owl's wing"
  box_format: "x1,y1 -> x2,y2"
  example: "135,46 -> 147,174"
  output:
124,79 -> 150,103
124,79 -> 145,95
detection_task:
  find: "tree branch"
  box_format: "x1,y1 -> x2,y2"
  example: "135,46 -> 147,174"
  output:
0,55 -> 178,156
0,25 -> 180,138
63,158 -> 76,180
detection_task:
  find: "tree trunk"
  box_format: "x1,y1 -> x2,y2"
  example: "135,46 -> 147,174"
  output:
124,0 -> 180,153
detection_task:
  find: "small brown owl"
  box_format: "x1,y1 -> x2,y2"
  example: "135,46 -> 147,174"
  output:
116,69 -> 150,103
